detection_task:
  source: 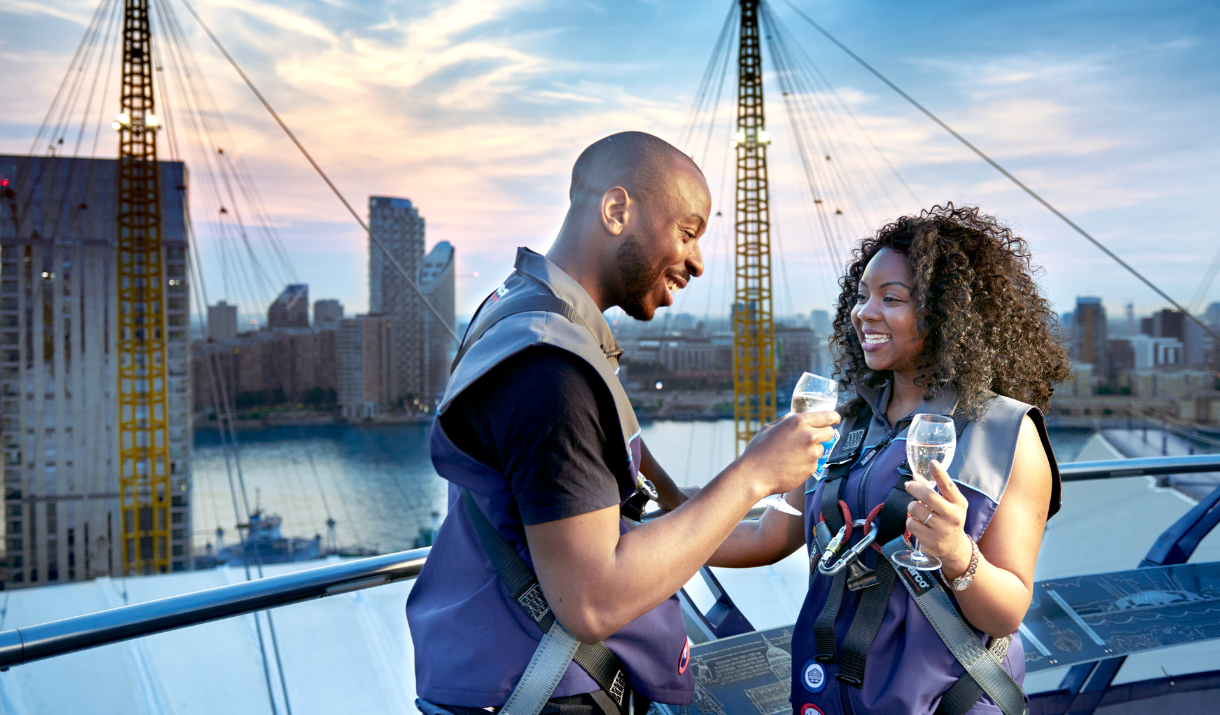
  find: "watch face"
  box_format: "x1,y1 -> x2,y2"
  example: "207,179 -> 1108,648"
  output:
953,575 -> 973,591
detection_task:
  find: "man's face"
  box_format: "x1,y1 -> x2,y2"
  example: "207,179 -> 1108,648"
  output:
616,164 -> 710,321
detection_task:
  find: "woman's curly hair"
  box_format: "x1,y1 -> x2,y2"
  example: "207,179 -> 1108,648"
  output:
832,203 -> 1071,419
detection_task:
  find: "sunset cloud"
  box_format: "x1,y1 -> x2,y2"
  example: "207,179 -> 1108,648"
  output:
2,0 -> 1217,320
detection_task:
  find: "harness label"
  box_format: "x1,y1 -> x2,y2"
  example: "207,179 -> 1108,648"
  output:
898,565 -> 936,597
842,429 -> 865,452
801,660 -> 827,693
517,583 -> 551,622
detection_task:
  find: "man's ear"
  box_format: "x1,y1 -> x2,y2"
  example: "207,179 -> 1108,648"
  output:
600,186 -> 630,236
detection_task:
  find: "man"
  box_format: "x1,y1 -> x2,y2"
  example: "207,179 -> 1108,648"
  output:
407,132 -> 837,715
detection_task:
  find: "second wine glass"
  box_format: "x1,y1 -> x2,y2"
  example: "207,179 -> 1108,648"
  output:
890,413 -> 956,571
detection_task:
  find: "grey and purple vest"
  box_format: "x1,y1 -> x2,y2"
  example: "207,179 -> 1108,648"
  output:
405,248 -> 694,708
791,383 -> 1060,715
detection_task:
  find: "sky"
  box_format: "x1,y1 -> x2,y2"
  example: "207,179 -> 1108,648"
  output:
2,0 -> 1219,327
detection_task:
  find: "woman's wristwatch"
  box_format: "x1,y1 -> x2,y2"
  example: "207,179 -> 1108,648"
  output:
949,539 -> 980,592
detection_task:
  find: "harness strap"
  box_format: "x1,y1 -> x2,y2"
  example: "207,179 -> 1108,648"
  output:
882,536 -> 1026,715
934,636 -> 1014,715
811,407 -> 871,664
813,570 -> 848,664
819,473 -> 848,535
813,474 -> 849,664
462,490 -> 632,715
836,557 -> 896,687
838,461 -> 916,688
451,293 -> 593,373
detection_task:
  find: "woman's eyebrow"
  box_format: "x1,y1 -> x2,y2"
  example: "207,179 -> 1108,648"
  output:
879,281 -> 911,290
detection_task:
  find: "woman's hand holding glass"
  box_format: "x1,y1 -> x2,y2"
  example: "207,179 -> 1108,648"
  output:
903,458 -> 972,576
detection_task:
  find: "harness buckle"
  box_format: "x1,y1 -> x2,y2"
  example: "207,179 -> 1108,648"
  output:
845,558 -> 878,591
817,519 -> 879,576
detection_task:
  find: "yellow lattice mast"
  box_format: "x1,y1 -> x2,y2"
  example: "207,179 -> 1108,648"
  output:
117,0 -> 170,575
732,0 -> 777,454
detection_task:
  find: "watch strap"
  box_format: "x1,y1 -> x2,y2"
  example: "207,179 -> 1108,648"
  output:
951,538 -> 980,591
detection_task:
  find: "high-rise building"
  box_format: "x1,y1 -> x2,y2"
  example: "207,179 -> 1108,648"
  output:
776,325 -> 817,388
0,154 -> 193,586
208,301 -> 237,342
268,284 -> 309,329
418,242 -> 456,409
314,299 -> 344,328
1144,308 -> 1206,367
337,315 -> 393,419
811,310 -> 832,337
1072,297 -> 1107,374
368,196 -> 426,407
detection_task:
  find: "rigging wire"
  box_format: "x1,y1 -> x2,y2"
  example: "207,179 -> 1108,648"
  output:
1188,242 -> 1220,314
156,0 -> 361,553
178,0 -> 460,343
678,2 -> 737,154
780,0 -> 1220,344
186,252 -> 285,715
156,0 -> 297,288
764,4 -> 915,220
697,11 -> 740,169
153,0 -> 287,309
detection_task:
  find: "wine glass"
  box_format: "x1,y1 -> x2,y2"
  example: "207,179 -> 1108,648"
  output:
890,413 -> 956,571
760,373 -> 839,516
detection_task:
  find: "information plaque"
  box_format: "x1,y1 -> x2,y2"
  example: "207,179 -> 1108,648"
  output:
653,627 -> 795,715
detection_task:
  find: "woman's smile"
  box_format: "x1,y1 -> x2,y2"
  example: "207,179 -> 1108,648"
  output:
861,330 -> 892,351
850,247 -> 923,373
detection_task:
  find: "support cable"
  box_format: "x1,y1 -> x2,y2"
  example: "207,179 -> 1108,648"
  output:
780,0 -> 1219,343
771,12 -> 922,208
178,0 -> 459,343
1188,242 -> 1220,314
157,0 -> 297,288
697,11 -> 739,168
187,228 -> 283,715
679,2 -> 737,153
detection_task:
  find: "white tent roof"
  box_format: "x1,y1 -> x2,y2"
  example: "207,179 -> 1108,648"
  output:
2,432 -> 1218,712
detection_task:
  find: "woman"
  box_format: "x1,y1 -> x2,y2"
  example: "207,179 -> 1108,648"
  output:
711,204 -> 1071,715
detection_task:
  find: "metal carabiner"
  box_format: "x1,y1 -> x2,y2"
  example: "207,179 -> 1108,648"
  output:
817,518 -> 879,576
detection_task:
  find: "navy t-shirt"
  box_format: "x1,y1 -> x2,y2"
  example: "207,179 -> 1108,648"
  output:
439,345 -> 632,525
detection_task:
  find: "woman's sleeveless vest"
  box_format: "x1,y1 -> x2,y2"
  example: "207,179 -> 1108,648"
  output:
405,248 -> 694,708
790,384 -> 1060,715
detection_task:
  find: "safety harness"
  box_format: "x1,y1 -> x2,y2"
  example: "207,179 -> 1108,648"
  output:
809,400 -> 1025,715
446,286 -> 654,715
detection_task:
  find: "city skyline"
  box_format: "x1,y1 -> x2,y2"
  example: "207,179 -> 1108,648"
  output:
2,0 -> 1219,324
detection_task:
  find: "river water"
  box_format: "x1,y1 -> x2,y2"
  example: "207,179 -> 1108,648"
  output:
190,420 -> 1096,552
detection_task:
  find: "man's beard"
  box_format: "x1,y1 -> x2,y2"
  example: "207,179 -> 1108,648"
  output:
616,235 -> 660,321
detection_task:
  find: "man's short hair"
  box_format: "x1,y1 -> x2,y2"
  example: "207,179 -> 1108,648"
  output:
569,131 -> 702,203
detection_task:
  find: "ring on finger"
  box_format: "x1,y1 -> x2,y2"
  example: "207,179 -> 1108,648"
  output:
922,510 -> 934,526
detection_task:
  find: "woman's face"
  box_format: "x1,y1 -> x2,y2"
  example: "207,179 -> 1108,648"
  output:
850,247 -> 924,374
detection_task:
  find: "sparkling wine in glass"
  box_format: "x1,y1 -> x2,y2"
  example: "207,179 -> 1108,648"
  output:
760,373 -> 839,516
890,413 -> 956,571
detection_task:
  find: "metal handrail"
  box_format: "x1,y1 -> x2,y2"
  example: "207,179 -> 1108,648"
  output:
0,547 -> 429,670
2,455 -> 1219,671
1059,454 -> 1220,481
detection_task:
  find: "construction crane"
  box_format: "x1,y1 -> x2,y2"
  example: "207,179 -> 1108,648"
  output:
116,0 -> 171,575
732,0 -> 776,453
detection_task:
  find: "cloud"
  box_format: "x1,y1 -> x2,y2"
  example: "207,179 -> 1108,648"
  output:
3,0 -> 1219,318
